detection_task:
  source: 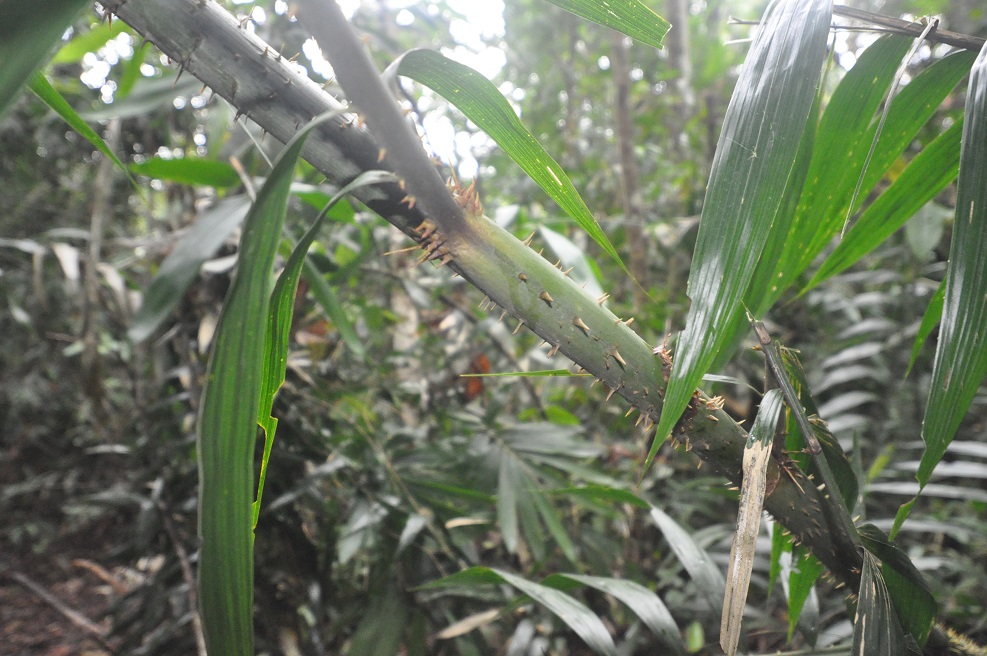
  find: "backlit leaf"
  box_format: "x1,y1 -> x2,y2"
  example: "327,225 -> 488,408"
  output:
541,0 -> 669,50
650,0 -> 831,465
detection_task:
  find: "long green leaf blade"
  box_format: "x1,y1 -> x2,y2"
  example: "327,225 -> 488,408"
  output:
542,0 -> 670,50
777,44 -> 976,296
916,41 -> 987,488
423,567 -> 617,656
804,118 -> 963,291
391,49 -> 627,274
908,278 -> 946,375
130,157 -> 241,188
859,524 -> 936,645
649,506 -> 725,613
28,73 -> 134,184
543,574 -> 683,654
651,0 -> 832,463
0,0 -> 91,118
196,116 -> 329,655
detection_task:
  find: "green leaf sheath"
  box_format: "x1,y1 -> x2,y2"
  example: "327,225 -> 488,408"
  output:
653,0 -> 832,465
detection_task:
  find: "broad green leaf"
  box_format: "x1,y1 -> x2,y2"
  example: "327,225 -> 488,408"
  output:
391,49 -> 626,274
253,171 -> 393,527
650,0 -> 831,464
196,114 -> 329,656
0,0 -> 91,118
542,574 -> 684,654
130,157 -> 241,188
805,117 -> 963,291
852,551 -> 908,656
649,505 -> 725,613
859,524 -> 936,645
424,567 -> 617,656
907,278 -> 946,375
542,0 -> 670,50
28,73 -> 134,184
50,19 -> 128,64
776,44 -> 977,296
721,389 -> 784,656
915,42 -> 987,490
129,195 -> 252,343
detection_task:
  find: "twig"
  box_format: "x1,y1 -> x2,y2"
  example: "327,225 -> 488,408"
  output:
730,7 -> 985,53
160,506 -> 208,656
5,570 -> 116,652
833,5 -> 984,53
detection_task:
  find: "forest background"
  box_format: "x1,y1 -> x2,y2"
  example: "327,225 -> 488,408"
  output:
1,0 -> 986,655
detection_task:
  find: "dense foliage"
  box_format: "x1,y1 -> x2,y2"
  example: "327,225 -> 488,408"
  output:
2,1 -> 986,655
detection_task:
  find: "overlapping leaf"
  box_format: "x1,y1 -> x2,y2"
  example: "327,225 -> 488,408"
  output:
423,567 -> 617,656
852,551 -> 908,656
651,0 -> 832,464
802,48 -> 978,291
901,41 -> 987,527
253,171 -> 392,527
776,42 -> 975,296
859,524 -> 936,645
543,573 -> 683,654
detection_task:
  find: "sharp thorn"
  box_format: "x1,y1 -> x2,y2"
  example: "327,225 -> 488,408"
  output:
572,317 -> 590,335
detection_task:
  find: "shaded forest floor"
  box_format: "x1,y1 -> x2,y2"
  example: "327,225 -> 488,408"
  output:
1,440 -> 129,655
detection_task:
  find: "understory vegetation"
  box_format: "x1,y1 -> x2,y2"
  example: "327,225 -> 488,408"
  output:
1,1 -> 986,655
